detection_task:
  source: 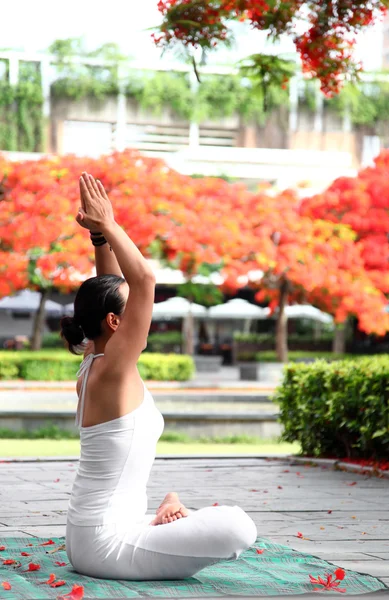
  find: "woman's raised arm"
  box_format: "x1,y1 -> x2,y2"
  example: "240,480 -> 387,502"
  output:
78,177 -> 122,278
79,173 -> 155,370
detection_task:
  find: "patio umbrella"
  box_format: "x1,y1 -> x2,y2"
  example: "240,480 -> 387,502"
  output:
207,299 -> 269,320
284,304 -> 333,324
0,290 -> 63,317
152,297 -> 208,321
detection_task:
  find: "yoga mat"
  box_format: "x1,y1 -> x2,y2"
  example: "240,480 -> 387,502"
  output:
0,537 -> 387,598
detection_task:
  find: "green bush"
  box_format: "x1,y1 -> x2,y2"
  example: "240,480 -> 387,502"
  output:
0,351 -> 193,381
138,354 -> 194,381
0,361 -> 19,380
233,332 -> 272,343
255,351 -> 353,362
274,356 -> 389,459
147,331 -> 182,352
19,359 -> 81,381
42,332 -> 66,349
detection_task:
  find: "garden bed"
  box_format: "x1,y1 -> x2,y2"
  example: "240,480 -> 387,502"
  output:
0,351 -> 194,382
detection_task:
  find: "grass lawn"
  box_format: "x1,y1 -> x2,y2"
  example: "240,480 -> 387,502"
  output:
0,439 -> 300,457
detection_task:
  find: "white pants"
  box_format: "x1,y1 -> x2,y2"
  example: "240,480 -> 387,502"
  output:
66,505 -> 257,580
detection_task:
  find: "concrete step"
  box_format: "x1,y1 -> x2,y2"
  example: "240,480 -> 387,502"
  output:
0,410 -> 282,439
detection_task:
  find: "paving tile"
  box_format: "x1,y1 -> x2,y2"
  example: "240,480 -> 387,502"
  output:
331,561 -> 389,577
0,456 -> 388,572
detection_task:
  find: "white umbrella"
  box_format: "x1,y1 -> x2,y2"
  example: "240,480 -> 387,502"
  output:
63,303 -> 74,315
284,305 -> 333,324
152,297 -> 207,320
0,290 -> 63,316
207,299 -> 269,320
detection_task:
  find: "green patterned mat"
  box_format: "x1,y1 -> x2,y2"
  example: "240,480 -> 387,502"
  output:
0,537 -> 387,598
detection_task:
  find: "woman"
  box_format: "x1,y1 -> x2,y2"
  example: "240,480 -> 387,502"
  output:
62,172 -> 257,581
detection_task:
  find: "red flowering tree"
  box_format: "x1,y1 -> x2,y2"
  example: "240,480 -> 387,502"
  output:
221,188 -> 389,361
154,0 -> 388,95
156,175 -> 251,354
300,150 -> 389,352
0,155 -> 98,349
0,150 -> 242,352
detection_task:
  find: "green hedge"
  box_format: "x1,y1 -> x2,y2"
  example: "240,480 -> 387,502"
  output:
274,357 -> 389,459
255,351 -> 355,362
0,351 -> 194,381
147,331 -> 182,353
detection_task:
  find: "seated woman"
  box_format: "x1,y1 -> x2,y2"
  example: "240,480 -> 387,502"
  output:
62,172 -> 257,581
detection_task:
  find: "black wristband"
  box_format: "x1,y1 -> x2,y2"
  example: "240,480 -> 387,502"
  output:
91,238 -> 107,247
90,231 -> 103,237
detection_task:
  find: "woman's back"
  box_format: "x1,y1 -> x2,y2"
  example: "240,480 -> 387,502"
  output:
67,354 -> 164,527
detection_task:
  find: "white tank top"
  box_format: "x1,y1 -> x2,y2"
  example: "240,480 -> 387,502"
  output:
67,353 -> 165,527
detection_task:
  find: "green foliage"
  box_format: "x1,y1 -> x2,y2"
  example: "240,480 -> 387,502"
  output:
238,54 -> 295,116
255,351 -> 355,362
50,37 -> 120,100
0,425 -> 279,444
19,358 -> 81,381
0,351 -> 194,381
0,361 -> 19,380
147,331 -> 182,353
0,424 -> 79,439
326,79 -> 389,128
137,353 -> 194,381
0,61 -> 43,152
177,279 -> 224,307
233,332 -> 272,343
41,332 -> 66,349
274,356 -> 389,459
127,71 -> 192,119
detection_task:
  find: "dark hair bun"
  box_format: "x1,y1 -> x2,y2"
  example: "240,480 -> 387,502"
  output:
60,316 -> 85,353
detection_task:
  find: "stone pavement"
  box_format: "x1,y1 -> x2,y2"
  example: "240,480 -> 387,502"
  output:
0,457 -> 388,586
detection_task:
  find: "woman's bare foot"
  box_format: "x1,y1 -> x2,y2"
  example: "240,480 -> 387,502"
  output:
150,492 -> 189,526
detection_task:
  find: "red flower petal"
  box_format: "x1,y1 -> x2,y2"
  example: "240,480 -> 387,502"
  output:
24,563 -> 41,572
21,552 -> 31,556
45,574 -> 56,585
347,482 -> 357,486
40,539 -> 55,546
51,580 -> 66,587
57,583 -> 85,600
256,548 -> 264,554
2,560 -> 17,565
297,532 -> 303,538
26,544 -> 33,547
335,568 -> 346,581
0,546 -> 6,551
54,479 -> 60,482
1,582 -> 11,590
55,561 -> 67,567
277,486 -> 283,489
212,502 -> 219,506
328,510 -> 333,514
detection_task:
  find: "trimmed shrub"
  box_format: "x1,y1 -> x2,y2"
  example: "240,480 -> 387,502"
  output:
274,357 -> 389,459
138,353 -> 194,381
147,331 -> 182,353
0,351 -> 194,381
0,361 -> 19,380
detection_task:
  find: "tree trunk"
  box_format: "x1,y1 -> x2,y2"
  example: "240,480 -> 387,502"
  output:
332,320 -> 348,355
183,297 -> 195,356
276,278 -> 289,363
31,289 -> 49,351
